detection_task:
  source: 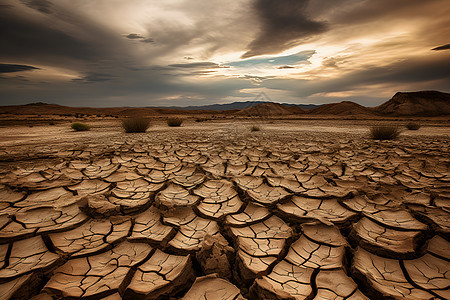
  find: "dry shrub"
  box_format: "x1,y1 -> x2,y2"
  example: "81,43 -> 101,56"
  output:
370,126 -> 400,140
121,117 -> 150,133
250,125 -> 261,132
406,122 -> 421,130
167,118 -> 183,127
195,118 -> 210,122
71,122 -> 90,131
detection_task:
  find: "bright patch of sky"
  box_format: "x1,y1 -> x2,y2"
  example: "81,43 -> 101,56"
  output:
227,50 -> 316,68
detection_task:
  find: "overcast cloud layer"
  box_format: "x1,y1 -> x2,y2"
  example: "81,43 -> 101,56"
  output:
0,0 -> 449,107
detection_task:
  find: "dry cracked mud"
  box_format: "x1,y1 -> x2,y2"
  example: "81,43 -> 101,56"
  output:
0,126 -> 449,299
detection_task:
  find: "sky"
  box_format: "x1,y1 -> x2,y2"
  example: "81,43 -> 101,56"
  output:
0,0 -> 449,107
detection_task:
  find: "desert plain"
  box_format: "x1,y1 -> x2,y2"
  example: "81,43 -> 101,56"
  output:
2,0 -> 450,297
0,114 -> 449,300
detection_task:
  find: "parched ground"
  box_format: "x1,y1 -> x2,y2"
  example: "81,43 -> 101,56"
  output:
0,119 -> 449,299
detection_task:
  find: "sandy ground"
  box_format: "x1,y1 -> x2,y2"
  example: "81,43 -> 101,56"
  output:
0,117 -> 449,299
0,118 -> 449,148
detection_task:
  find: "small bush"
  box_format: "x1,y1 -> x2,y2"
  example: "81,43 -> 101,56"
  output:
405,122 -> 421,130
370,126 -> 400,140
195,118 -> 210,122
122,117 -> 150,133
71,122 -> 90,131
250,125 -> 261,132
167,118 -> 183,127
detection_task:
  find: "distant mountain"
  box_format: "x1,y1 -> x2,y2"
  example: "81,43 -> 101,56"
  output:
308,101 -> 376,116
237,102 -> 304,116
282,103 -> 320,110
375,91 -> 450,116
0,102 -> 210,116
3,91 -> 450,117
153,101 -> 320,111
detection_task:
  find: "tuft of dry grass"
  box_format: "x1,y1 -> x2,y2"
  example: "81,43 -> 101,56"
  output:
370,126 -> 400,140
195,117 -> 210,122
71,122 -> 90,131
121,117 -> 150,133
250,125 -> 261,132
167,118 -> 183,127
405,122 -> 421,130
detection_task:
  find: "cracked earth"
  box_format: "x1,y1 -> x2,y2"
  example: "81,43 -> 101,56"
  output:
0,121 -> 449,299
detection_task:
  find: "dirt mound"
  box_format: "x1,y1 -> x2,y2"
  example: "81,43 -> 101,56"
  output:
376,91 -> 450,116
308,101 -> 375,116
237,102 -> 304,116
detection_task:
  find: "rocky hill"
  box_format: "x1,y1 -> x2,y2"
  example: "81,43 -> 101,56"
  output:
375,91 -> 450,116
2,91 -> 450,117
308,101 -> 375,116
236,102 -> 304,116
153,101 -> 320,111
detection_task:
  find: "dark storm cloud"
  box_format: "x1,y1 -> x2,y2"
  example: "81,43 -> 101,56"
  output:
1,0 -> 448,107
308,0 -> 450,44
0,12 -> 85,61
242,0 -> 327,58
366,55 -> 450,84
321,0 -> 443,25
21,0 -> 53,14
0,66 -> 256,107
334,54 -> 450,87
432,44 -> 450,51
0,63 -> 40,73
263,53 -> 450,98
0,2 -> 126,67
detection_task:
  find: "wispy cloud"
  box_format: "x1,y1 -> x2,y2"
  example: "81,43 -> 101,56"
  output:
432,44 -> 450,51
20,0 -> 53,14
125,33 -> 145,40
125,33 -> 154,43
169,62 -> 227,69
72,72 -> 115,83
0,63 -> 40,73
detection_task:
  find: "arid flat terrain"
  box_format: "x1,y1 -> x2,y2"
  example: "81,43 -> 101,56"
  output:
3,0 -> 450,296
0,118 -> 449,299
